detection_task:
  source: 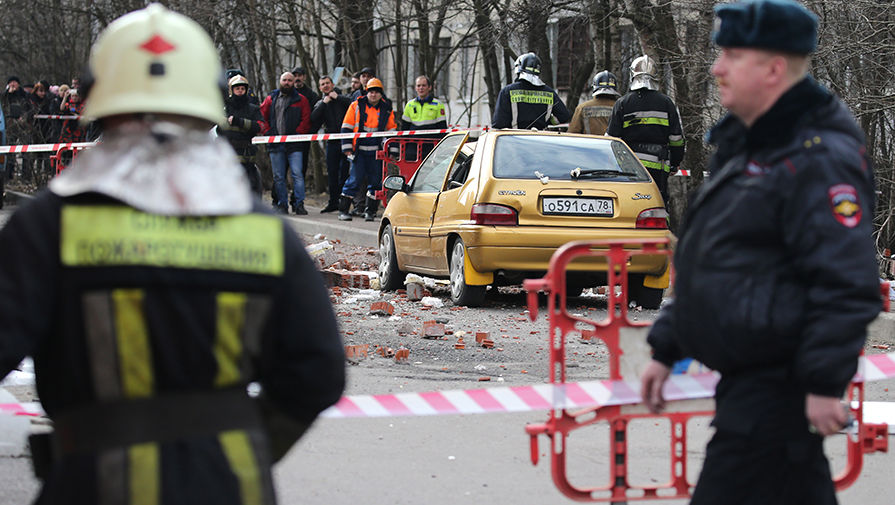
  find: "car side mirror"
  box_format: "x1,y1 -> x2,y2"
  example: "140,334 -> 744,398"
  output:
383,175 -> 407,192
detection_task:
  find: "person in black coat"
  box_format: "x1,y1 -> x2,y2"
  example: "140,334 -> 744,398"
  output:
217,74 -> 266,195
640,2 -> 882,504
310,75 -> 351,213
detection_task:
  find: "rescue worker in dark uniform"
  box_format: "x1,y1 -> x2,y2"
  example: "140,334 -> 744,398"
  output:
567,70 -> 620,135
640,1 -> 881,504
225,68 -> 260,106
217,74 -> 266,195
0,5 -> 345,504
491,52 -> 571,130
606,55 -> 684,203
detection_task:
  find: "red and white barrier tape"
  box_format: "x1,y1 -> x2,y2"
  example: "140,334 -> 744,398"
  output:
0,141 -> 96,154
6,352 -> 894,420
251,126 -> 488,145
33,114 -> 81,120
321,372 -> 718,419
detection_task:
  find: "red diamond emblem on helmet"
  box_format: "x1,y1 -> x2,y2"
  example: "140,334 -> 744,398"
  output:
139,35 -> 175,55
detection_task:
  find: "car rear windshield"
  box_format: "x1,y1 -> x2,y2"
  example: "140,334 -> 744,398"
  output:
492,135 -> 651,182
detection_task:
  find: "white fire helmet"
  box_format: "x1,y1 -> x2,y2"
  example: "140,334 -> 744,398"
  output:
630,54 -> 659,91
82,4 -> 225,125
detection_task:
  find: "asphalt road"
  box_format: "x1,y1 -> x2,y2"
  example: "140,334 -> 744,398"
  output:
2,196 -> 895,504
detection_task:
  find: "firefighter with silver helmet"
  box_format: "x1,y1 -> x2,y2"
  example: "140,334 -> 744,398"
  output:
491,52 -> 571,130
0,4 -> 344,503
607,55 -> 685,203
216,73 -> 266,195
568,70 -> 621,134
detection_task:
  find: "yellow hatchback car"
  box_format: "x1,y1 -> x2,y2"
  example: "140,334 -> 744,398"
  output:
378,130 -> 672,307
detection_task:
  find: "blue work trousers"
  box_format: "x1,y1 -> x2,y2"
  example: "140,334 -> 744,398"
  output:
341,151 -> 382,198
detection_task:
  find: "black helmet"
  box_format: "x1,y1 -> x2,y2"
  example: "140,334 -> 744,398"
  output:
513,52 -> 544,86
226,68 -> 246,80
592,70 -> 620,97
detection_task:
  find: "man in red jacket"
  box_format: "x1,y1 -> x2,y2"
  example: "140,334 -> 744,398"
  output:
260,72 -> 311,214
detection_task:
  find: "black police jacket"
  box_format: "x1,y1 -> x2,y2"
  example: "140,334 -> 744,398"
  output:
648,77 -> 881,409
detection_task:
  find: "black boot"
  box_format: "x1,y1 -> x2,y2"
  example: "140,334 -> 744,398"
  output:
338,195 -> 353,221
293,201 -> 308,215
364,196 -> 380,222
320,200 -> 339,213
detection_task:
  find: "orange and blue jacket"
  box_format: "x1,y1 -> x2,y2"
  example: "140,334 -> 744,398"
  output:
340,96 -> 397,153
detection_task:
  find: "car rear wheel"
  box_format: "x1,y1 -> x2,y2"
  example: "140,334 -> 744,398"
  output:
628,274 -> 664,310
379,224 -> 405,291
449,239 -> 486,307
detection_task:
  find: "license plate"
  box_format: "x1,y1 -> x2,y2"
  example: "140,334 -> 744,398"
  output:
542,197 -> 614,216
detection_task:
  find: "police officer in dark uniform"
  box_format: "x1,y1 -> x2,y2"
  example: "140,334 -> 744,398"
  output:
491,52 -> 571,130
640,1 -> 881,504
606,55 -> 684,204
0,5 -> 344,504
217,74 -> 266,195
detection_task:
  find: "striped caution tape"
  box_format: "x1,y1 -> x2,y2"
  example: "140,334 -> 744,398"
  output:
33,114 -> 81,120
0,141 -> 96,154
320,372 -> 718,419
2,352 -> 895,419
251,126 -> 489,145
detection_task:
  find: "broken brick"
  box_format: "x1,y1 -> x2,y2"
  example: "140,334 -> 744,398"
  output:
478,377 -> 491,382
344,344 -> 369,359
370,301 -> 395,316
394,348 -> 410,362
475,331 -> 490,344
454,337 -> 466,350
422,320 -> 445,338
481,339 -> 495,349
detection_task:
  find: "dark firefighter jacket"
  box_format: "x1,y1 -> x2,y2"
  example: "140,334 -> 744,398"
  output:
491,80 -> 571,130
259,89 -> 311,153
606,89 -> 684,172
646,77 -> 881,434
217,94 -> 266,159
0,191 -> 345,505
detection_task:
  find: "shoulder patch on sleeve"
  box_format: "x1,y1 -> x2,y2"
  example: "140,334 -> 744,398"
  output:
829,184 -> 862,228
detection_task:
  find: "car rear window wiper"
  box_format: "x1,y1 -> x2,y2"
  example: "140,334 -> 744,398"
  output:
570,167 -> 622,179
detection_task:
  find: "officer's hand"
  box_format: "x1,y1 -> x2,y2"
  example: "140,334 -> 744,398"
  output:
806,394 -> 847,437
670,166 -> 679,175
228,115 -> 234,125
641,360 -> 671,413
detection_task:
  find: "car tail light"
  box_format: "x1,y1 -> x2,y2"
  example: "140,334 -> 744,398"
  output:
471,203 -> 518,225
636,208 -> 669,229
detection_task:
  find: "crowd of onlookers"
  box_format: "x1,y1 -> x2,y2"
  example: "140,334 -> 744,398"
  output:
1,75 -> 96,184
0,66 -> 445,221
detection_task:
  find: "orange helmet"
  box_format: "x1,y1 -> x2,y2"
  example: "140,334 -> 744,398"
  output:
365,77 -> 384,92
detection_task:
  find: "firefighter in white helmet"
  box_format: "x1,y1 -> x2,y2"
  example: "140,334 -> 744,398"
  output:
606,55 -> 685,204
0,4 -> 344,503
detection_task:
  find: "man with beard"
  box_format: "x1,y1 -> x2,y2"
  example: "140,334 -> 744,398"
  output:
217,74 -> 266,195
260,72 -> 311,214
